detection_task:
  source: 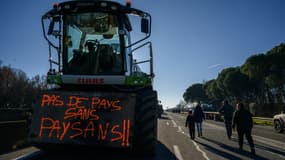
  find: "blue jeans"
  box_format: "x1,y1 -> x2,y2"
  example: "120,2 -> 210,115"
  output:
196,122 -> 202,136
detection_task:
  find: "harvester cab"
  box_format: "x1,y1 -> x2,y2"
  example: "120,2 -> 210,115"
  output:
43,0 -> 154,86
29,0 -> 158,154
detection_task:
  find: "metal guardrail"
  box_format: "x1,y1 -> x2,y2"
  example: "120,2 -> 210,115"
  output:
203,111 -> 222,121
252,117 -> 273,121
0,120 -> 29,153
0,120 -> 26,125
203,111 -> 273,124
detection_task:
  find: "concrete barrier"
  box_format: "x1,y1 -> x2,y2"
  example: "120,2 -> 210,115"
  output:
0,120 -> 29,154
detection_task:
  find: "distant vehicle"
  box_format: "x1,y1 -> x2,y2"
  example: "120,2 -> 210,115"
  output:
273,111 -> 285,133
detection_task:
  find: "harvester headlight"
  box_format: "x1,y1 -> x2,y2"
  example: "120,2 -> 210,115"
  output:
64,4 -> 70,9
100,2 -> 108,7
111,5 -> 118,10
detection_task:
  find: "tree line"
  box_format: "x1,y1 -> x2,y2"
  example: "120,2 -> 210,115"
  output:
183,43 -> 285,114
0,62 -> 47,109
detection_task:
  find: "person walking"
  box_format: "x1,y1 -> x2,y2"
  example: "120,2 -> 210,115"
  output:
185,110 -> 195,139
219,99 -> 234,139
232,102 -> 255,155
194,102 -> 205,137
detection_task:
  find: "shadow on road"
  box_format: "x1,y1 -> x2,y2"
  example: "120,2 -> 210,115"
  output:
229,136 -> 285,158
27,140 -> 177,160
253,142 -> 285,158
199,137 -> 268,160
195,141 -> 243,160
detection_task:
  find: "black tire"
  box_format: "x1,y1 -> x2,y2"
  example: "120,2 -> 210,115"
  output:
134,89 -> 158,155
274,120 -> 284,133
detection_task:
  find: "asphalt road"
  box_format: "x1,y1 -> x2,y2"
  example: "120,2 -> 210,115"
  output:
1,112 -> 285,160
161,112 -> 285,160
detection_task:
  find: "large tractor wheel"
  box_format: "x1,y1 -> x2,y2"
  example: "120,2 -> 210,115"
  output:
134,89 -> 158,155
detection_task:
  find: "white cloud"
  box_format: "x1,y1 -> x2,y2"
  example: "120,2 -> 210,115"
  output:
208,64 -> 222,69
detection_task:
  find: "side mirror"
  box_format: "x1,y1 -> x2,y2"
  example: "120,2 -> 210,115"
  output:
47,16 -> 60,36
141,18 -> 149,34
48,20 -> 55,35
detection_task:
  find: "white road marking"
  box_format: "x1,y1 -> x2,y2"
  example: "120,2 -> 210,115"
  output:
253,134 -> 285,150
169,116 -> 210,160
168,115 -> 178,127
172,120 -> 178,127
15,150 -> 43,160
166,122 -> 169,126
177,126 -> 183,133
192,141 -> 211,160
173,145 -> 184,160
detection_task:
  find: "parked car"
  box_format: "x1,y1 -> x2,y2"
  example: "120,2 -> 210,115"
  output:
273,111 -> 285,133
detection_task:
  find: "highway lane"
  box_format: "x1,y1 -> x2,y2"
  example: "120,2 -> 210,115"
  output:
1,142 -> 178,160
207,116 -> 285,143
164,112 -> 285,160
1,112 -> 285,160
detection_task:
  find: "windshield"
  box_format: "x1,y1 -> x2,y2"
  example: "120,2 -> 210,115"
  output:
63,12 -> 123,75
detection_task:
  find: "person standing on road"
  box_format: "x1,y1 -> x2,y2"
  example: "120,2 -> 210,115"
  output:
185,110 -> 195,139
232,102 -> 255,155
194,102 -> 205,137
219,99 -> 234,139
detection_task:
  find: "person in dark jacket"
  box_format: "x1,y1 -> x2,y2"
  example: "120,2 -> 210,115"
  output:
232,102 -> 255,155
219,99 -> 234,139
194,102 -> 205,137
185,110 -> 195,139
